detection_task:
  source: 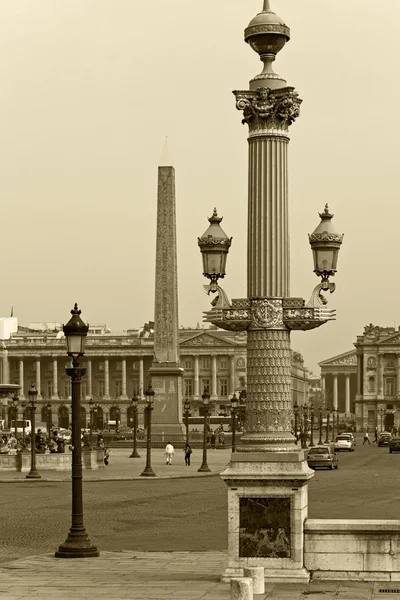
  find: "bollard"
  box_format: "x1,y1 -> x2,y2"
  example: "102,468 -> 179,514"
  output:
243,567 -> 264,595
231,577 -> 253,600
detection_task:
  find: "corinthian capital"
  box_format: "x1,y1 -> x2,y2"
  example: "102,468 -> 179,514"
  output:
234,86 -> 302,135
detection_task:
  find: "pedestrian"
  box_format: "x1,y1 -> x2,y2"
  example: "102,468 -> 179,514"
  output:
210,432 -> 216,450
184,443 -> 192,466
164,441 -> 175,465
373,427 -> 378,444
363,430 -> 370,445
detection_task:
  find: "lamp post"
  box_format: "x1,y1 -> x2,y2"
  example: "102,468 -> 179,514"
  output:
309,404 -> 314,447
89,398 -> 94,449
26,385 -> 40,479
301,404 -> 308,449
198,388 -> 211,472
318,409 -> 323,445
325,410 -> 331,444
336,407 -> 340,435
55,303 -> 99,558
293,402 -> 299,445
12,395 -> 18,442
47,401 -> 52,440
184,398 -> 190,445
129,395 -> 140,458
331,408 -> 336,442
141,385 -> 156,477
231,392 -> 238,453
21,400 -> 27,448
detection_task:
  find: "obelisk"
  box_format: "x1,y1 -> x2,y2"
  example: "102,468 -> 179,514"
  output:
150,158 -> 184,434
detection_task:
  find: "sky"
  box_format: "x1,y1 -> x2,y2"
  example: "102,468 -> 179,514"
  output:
0,0 -> 399,374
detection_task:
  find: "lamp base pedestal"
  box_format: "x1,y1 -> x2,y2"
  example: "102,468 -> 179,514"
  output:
140,466 -> 156,477
55,528 -> 99,559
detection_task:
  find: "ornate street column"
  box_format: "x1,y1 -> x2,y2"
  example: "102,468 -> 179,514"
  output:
104,359 -> 110,399
229,355 -> 235,394
333,374 -> 338,410
211,355 -> 217,400
52,359 -> 59,400
194,355 -> 200,399
36,359 -> 42,400
86,359 -> 93,399
19,360 -> 25,399
345,373 -> 350,415
121,359 -> 128,399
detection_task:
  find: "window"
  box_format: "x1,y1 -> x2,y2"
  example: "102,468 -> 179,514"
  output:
30,362 -> 36,372
132,362 -> 137,370
63,381 -> 71,398
98,381 -> 105,397
98,363 -> 104,372
202,357 -> 210,369
386,378 -> 395,396
116,381 -> 123,397
115,361 -> 122,372
219,379 -> 228,396
184,359 -> 192,369
202,379 -> 210,394
47,362 -> 53,372
219,359 -> 227,370
184,379 -> 193,396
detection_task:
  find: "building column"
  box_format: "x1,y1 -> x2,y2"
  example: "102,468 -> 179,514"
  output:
229,355 -> 235,395
211,355 -> 217,399
321,373 -> 325,396
378,353 -> 384,398
333,373 -> 338,410
36,359 -> 42,399
194,356 -> 200,399
104,359 -> 110,399
139,358 -> 144,399
356,353 -> 362,398
52,359 -> 59,399
2,351 -> 9,384
396,354 -> 400,397
87,359 -> 93,399
121,359 -> 128,398
345,373 -> 351,415
19,360 -> 25,399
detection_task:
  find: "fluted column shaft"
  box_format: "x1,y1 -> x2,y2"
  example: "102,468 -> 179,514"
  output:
345,374 -> 350,414
333,374 -> 338,410
104,359 -> 110,399
36,359 -> 42,399
194,356 -> 200,399
248,136 -> 289,298
139,359 -> 144,399
229,355 -> 235,395
19,360 -> 25,399
87,359 -> 92,398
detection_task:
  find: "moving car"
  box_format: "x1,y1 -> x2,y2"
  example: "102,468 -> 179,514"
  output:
334,434 -> 355,452
389,437 -> 400,453
378,432 -> 392,446
307,444 -> 339,470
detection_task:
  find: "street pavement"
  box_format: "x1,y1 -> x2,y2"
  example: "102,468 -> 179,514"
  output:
1,434 -> 400,598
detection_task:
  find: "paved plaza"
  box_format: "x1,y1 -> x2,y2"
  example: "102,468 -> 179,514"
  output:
1,551 -> 400,599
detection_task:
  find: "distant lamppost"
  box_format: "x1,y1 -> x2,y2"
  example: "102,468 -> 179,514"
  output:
116,408 -> 120,435
198,388 -> 211,472
331,408 -> 336,442
231,393 -> 238,453
47,401 -> 52,439
301,404 -> 308,449
141,385 -> 156,476
26,385 -> 40,479
293,402 -> 299,445
336,407 -> 340,435
309,404 -> 314,446
184,398 -> 190,445
318,409 -> 323,445
325,409 -> 331,444
12,395 -> 18,441
21,400 -> 27,448
89,398 -> 94,448
55,303 -> 99,558
129,395 -> 140,458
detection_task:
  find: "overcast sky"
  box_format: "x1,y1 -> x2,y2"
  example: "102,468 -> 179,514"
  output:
0,1 -> 398,374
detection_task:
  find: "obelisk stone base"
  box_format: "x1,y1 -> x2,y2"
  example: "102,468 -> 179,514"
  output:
149,363 -> 185,436
220,452 -> 313,584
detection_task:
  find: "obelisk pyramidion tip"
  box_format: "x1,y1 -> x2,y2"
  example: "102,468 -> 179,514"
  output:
159,136 -> 174,167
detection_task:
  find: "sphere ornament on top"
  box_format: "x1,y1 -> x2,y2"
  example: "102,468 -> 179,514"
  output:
245,0 -> 291,90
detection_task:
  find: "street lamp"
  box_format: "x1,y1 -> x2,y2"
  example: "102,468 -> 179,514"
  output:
336,407 -> 340,435
184,398 -> 190,446
12,395 -> 18,442
318,409 -> 323,445
331,408 -> 336,442
26,385 -> 40,479
89,398 -> 94,449
231,393 -> 238,453
21,400 -> 27,448
129,395 -> 140,458
198,388 -> 211,472
141,385 -> 156,476
55,303 -> 99,558
325,409 -> 331,444
309,404 -> 314,446
47,401 -> 52,439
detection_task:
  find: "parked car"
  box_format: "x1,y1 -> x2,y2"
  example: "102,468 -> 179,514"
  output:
378,432 -> 392,446
307,444 -> 339,470
334,434 -> 355,452
338,432 -> 356,446
389,437 -> 400,453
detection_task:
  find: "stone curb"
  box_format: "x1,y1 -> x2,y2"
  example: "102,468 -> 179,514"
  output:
0,472 -> 219,483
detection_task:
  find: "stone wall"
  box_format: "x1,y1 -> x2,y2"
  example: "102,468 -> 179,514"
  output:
305,519 -> 400,581
0,450 -> 104,472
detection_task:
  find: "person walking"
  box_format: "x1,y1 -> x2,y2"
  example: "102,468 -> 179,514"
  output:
210,432 -> 216,450
363,430 -> 371,445
373,427 -> 378,444
164,441 -> 175,465
184,443 -> 192,466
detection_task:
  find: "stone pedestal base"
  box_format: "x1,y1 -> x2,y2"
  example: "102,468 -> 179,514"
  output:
220,451 -> 314,584
149,364 -> 185,436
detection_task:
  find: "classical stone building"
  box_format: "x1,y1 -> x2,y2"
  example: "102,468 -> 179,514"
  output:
319,350 -> 357,416
0,325 -> 310,429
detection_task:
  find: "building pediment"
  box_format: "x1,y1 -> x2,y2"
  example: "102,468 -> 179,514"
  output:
377,333 -> 400,345
319,350 -> 357,367
180,332 -> 236,347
